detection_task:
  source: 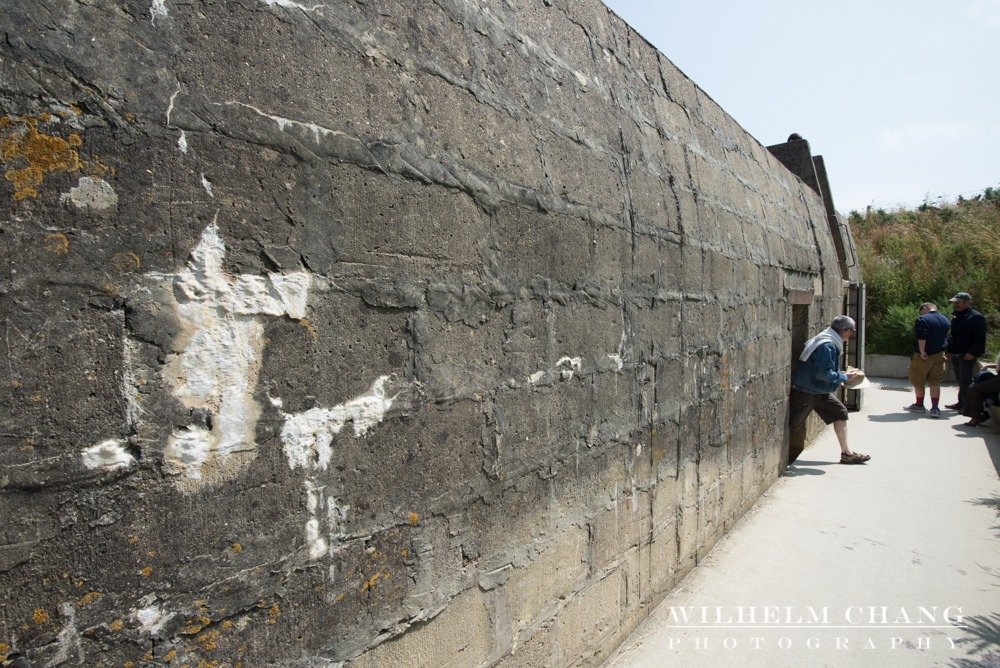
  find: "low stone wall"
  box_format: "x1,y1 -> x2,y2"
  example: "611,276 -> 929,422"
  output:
865,354 -> 912,379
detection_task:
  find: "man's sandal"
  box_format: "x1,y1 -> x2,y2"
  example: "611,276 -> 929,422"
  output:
840,452 -> 871,464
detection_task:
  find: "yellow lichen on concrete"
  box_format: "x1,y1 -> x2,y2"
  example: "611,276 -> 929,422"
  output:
267,602 -> 280,625
79,591 -> 104,606
109,619 -> 124,632
180,614 -> 211,635
87,156 -> 116,176
32,608 -> 49,624
164,649 -> 177,662
361,572 -> 383,591
408,511 -> 419,525
112,251 -> 142,272
140,566 -> 153,577
0,115 -> 83,200
298,318 -> 318,341
0,641 -> 9,661
229,542 -> 242,554
44,233 -> 69,255
196,629 -> 221,651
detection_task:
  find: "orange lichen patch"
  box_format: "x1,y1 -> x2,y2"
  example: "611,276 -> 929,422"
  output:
164,649 -> 177,662
1,115 -> 83,200
112,251 -> 142,272
229,543 -> 242,554
87,156 -> 116,177
407,511 -> 419,525
128,535 -> 140,544
124,661 -> 135,668
32,608 -> 50,624
267,603 -> 280,625
78,591 -> 104,606
361,573 -> 383,591
0,641 -> 9,661
109,619 -> 124,632
298,318 -> 318,341
195,629 -> 221,652
221,620 -> 234,630
180,615 -> 211,635
140,566 -> 153,577
44,232 -> 69,255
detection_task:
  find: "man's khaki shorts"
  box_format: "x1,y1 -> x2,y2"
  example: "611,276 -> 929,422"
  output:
908,351 -> 947,385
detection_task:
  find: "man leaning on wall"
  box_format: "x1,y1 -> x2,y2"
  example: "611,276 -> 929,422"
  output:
904,302 -> 950,418
790,316 -> 870,464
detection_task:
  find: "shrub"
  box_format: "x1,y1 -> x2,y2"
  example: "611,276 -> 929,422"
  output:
853,185 -> 1000,358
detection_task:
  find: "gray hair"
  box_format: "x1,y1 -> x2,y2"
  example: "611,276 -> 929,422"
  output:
830,315 -> 856,333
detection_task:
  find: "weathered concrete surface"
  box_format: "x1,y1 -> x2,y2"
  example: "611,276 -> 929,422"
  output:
1,1 -> 848,665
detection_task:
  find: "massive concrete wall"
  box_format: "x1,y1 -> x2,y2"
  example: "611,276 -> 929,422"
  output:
0,1 -> 847,665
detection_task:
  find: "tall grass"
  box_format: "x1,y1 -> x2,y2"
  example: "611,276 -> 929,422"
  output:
851,186 -> 1000,358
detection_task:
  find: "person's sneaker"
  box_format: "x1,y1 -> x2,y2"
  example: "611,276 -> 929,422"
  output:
903,403 -> 927,412
929,407 -> 941,418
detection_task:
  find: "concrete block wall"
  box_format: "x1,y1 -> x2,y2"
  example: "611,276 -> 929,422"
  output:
0,1 -> 846,665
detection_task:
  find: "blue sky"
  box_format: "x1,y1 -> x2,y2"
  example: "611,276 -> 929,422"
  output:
603,0 -> 1000,214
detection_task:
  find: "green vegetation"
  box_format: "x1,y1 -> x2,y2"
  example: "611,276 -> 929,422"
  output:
850,186 -> 1000,359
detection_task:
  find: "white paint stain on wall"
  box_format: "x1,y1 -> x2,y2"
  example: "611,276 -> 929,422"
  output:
81,439 -> 135,471
218,101 -> 347,144
527,356 -> 583,385
135,599 -> 174,636
150,0 -> 168,22
148,220 -> 310,490
262,0 -> 323,13
200,174 -> 214,197
177,130 -> 188,153
278,375 -> 395,470
607,353 -> 624,371
273,375 -> 398,561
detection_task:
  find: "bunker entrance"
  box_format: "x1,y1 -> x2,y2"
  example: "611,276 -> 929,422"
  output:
788,303 -> 810,464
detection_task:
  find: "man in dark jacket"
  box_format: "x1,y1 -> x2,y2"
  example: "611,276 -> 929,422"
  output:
790,316 -> 869,464
904,302 -> 951,417
945,292 -> 987,412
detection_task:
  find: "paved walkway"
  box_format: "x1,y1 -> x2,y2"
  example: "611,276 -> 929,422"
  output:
607,379 -> 1000,667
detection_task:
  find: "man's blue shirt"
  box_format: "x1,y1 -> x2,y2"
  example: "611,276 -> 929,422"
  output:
792,342 -> 847,395
914,311 -> 950,354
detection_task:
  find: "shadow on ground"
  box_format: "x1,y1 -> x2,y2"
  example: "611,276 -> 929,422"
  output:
947,612 -> 1000,667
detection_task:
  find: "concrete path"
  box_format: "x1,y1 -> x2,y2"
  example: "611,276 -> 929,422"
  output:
606,379 -> 1000,667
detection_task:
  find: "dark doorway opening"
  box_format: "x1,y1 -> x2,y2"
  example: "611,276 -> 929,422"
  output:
788,304 -> 810,463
